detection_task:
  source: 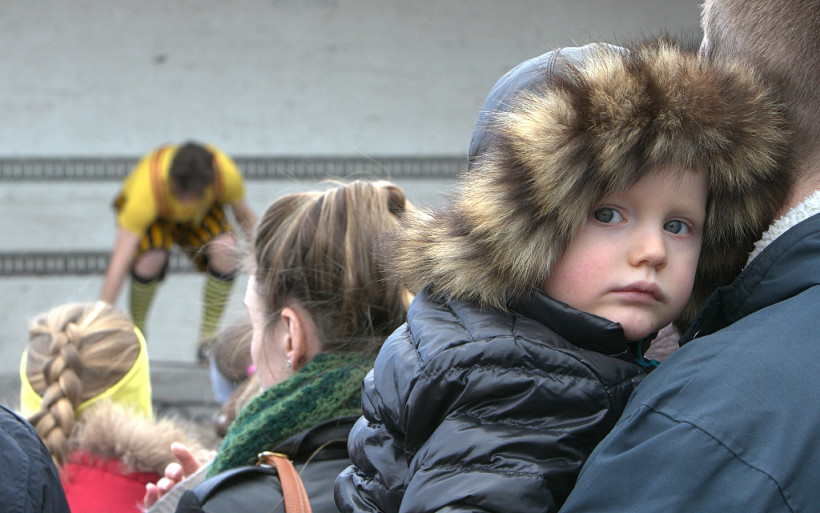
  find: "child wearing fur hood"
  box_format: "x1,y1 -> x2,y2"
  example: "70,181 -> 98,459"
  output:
334,39 -> 790,513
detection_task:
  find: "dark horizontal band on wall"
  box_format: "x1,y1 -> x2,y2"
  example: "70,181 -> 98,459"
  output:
0,155 -> 467,181
1,251 -> 196,277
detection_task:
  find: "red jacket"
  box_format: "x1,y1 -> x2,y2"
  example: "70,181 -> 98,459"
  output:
62,451 -> 159,513
54,403 -> 210,513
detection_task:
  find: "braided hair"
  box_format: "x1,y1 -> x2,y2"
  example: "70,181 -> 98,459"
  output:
24,301 -> 140,466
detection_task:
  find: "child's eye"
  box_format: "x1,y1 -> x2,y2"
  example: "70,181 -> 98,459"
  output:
664,219 -> 690,235
593,207 -> 623,224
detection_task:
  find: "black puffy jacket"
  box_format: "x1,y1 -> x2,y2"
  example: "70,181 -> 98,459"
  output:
335,288 -> 647,513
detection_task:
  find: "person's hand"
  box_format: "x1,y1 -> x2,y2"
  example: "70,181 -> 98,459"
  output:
143,442 -> 204,508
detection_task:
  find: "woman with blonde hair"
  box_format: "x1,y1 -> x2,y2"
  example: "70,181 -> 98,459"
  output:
144,179 -> 412,513
21,301 -> 208,513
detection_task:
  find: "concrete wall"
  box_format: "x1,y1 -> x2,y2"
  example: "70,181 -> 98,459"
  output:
0,0 -> 703,382
1,0 -> 701,156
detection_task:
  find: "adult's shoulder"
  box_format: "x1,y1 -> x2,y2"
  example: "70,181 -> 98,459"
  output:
0,404 -> 70,513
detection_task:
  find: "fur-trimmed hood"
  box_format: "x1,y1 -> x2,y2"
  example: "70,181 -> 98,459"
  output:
392,39 -> 791,329
68,401 -> 211,475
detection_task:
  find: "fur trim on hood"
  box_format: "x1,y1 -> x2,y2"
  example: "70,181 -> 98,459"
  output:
68,401 -> 212,475
391,39 -> 791,329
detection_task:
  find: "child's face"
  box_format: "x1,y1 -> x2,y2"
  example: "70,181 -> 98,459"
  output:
541,165 -> 708,341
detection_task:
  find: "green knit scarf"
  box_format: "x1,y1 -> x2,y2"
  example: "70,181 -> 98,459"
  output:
208,351 -> 373,476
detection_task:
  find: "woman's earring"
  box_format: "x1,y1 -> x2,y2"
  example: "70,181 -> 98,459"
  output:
286,359 -> 292,368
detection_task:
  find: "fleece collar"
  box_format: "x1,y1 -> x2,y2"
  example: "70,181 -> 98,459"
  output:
747,189 -> 820,265
683,210 -> 820,344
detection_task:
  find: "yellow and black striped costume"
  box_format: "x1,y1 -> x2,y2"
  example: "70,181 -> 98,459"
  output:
113,144 -> 247,352
113,144 -> 245,271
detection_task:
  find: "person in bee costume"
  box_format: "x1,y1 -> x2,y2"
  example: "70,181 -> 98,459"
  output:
100,141 -> 256,361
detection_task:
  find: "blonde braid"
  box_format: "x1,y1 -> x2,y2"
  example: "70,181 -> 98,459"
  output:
24,301 -> 140,467
28,321 -> 85,466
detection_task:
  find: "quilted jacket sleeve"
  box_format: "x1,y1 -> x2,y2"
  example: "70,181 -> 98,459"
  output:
335,323 -> 416,513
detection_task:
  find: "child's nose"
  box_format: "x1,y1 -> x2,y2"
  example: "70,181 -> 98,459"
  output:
629,227 -> 668,270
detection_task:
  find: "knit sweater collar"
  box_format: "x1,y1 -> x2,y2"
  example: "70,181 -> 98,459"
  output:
208,351 -> 373,476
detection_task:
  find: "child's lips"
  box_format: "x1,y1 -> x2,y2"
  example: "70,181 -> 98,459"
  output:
611,282 -> 664,302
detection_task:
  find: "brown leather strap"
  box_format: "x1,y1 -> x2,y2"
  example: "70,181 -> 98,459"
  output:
257,451 -> 313,513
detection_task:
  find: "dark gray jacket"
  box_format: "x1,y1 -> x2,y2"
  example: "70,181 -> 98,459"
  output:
0,404 -> 70,513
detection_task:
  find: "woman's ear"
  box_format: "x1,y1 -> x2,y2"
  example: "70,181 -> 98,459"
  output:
280,305 -> 320,372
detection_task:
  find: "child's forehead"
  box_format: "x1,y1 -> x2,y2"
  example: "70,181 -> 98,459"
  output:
596,164 -> 709,211
605,163 -> 706,194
